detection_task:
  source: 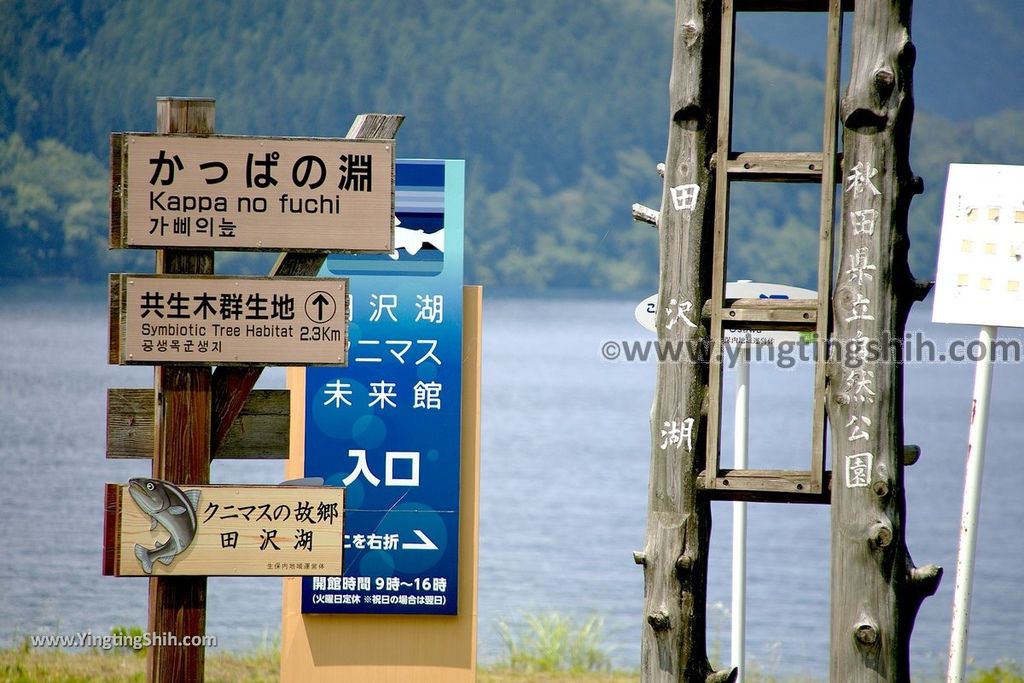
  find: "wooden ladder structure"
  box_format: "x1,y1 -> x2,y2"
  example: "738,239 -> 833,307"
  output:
701,0 -> 849,504
636,1 -> 940,681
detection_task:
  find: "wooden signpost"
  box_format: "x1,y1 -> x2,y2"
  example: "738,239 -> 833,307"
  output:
106,388 -> 291,460
104,483 -> 343,577
105,97 -> 403,683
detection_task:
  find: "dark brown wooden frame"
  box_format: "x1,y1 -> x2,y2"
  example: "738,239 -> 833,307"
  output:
699,0 -> 846,504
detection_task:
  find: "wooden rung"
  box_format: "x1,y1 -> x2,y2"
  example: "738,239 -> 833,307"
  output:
723,298 -> 818,326
106,387 -> 290,459
704,298 -> 818,328
714,152 -> 844,182
721,314 -> 816,331
698,469 -> 832,504
735,0 -> 852,11
704,297 -> 819,314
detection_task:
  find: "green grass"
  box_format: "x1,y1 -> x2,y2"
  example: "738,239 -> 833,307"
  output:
3,647 -> 1022,683
0,625 -> 281,683
496,613 -> 613,673
969,662 -> 1024,683
0,646 -> 278,683
3,619 -> 1020,683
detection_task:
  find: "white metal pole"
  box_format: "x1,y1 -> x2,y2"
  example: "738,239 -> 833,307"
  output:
731,344 -> 750,682
948,324 -> 998,683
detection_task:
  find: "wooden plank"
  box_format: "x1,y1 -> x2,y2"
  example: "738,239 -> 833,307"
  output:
724,151 -> 824,181
699,469 -> 832,504
720,298 -> 818,327
107,388 -> 289,459
209,113 -> 404,460
156,96 -> 214,135
720,316 -> 817,331
718,151 -> 845,182
108,274 -> 122,364
107,483 -> 343,577
705,0 -> 736,493
156,249 -> 214,275
704,468 -> 825,493
107,388 -> 163,460
702,297 -> 818,313
722,297 -> 817,310
810,0 -> 844,507
702,298 -> 819,328
214,389 -> 288,459
110,133 -> 125,248
103,484 -> 122,576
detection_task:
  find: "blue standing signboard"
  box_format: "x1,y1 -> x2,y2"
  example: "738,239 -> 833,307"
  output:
302,159 -> 464,614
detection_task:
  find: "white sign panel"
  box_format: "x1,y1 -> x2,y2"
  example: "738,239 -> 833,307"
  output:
933,164 -> 1024,327
634,281 -> 817,345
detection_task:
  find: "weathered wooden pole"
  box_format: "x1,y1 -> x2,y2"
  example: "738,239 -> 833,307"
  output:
828,2 -> 940,680
634,2 -> 731,681
148,96 -> 215,683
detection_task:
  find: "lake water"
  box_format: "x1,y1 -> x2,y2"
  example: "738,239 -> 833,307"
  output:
1,284 -> 1022,676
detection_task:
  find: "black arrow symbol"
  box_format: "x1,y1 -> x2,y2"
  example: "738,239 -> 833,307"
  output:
311,293 -> 331,321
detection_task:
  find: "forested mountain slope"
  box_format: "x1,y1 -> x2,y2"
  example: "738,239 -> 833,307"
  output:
1,0 -> 1020,288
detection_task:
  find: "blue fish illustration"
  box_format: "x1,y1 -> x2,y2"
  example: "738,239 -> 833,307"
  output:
127,478 -> 200,574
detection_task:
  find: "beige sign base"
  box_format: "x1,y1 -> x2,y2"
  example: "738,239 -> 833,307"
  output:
279,285 -> 481,683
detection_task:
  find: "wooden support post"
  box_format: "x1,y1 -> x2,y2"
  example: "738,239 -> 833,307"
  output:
209,113 -> 404,455
828,2 -> 939,680
636,1 -> 728,681
148,96 -> 215,683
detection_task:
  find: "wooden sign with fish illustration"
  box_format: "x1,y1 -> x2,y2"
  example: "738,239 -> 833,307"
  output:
103,480 -> 343,577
